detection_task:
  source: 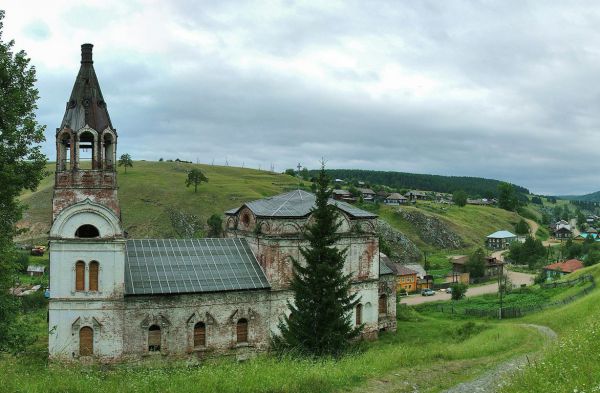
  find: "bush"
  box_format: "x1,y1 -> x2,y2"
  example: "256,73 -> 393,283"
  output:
20,290 -> 48,313
15,252 -> 29,273
452,322 -> 487,342
451,283 -> 468,300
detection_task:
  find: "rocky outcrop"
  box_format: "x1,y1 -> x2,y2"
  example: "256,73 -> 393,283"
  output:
397,210 -> 463,249
376,219 -> 422,263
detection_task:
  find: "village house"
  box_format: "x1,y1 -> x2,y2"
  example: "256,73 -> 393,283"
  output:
543,259 -> 584,280
47,44 -> 396,363
357,188 -> 376,202
380,255 -> 418,293
331,189 -> 355,203
384,192 -> 408,205
405,190 -> 428,201
485,230 -> 517,250
451,255 -> 504,278
552,220 -> 572,239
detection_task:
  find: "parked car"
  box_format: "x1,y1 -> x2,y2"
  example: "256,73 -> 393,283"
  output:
421,289 -> 435,296
445,287 -> 453,294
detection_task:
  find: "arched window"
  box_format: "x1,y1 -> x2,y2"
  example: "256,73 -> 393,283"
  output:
75,261 -> 85,291
236,318 -> 248,343
79,326 -> 93,356
103,133 -> 114,170
194,322 -> 206,347
241,213 -> 250,227
89,261 -> 99,291
355,304 -> 363,325
59,132 -> 71,171
79,130 -> 96,169
148,325 -> 161,352
379,294 -> 388,315
75,224 -> 99,238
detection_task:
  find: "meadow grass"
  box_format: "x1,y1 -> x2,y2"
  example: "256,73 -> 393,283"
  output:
17,161 -> 299,239
499,264 -> 600,392
0,309 -> 545,393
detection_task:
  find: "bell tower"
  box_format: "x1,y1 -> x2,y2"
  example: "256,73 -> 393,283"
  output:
53,43 -> 120,221
48,44 -> 125,362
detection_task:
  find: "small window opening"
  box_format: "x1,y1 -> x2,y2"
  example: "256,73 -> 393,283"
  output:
75,224 -> 99,238
356,304 -> 363,325
241,213 -> 250,226
89,261 -> 99,291
75,261 -> 85,291
379,294 -> 388,315
103,133 -> 114,170
194,322 -> 206,347
148,325 -> 161,352
237,318 -> 248,343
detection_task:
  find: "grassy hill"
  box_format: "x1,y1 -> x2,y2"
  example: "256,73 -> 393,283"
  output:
17,161 -> 300,241
18,161 -> 526,263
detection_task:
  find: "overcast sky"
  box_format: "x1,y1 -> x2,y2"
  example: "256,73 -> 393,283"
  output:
3,1 -> 600,195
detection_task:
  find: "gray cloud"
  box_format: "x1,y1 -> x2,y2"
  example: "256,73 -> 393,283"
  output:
7,1 -> 600,195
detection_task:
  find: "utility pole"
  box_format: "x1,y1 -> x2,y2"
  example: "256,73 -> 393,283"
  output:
498,263 -> 504,319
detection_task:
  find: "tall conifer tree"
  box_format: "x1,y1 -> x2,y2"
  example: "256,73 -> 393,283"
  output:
275,164 -> 360,357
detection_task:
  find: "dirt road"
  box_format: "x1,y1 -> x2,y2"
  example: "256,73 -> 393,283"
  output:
401,270 -> 534,305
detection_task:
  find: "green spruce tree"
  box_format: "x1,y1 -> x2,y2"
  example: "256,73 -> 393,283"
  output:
275,164 -> 360,357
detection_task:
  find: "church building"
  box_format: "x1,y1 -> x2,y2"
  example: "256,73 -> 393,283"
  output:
48,44 -> 396,362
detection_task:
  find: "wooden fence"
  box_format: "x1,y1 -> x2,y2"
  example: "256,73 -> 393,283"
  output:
435,274 -> 595,319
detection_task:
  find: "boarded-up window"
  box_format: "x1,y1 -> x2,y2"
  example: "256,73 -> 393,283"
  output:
237,318 -> 248,343
379,294 -> 387,315
75,261 -> 85,291
194,322 -> 206,347
356,304 -> 363,325
148,325 -> 161,352
79,326 -> 93,356
89,261 -> 99,291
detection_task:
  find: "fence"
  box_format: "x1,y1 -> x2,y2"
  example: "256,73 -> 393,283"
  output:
435,274 -> 595,319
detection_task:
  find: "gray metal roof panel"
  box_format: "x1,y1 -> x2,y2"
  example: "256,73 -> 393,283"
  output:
234,190 -> 377,219
379,260 -> 394,276
124,238 -> 270,295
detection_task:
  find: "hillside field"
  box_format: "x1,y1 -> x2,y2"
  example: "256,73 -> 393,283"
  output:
18,161 -> 300,240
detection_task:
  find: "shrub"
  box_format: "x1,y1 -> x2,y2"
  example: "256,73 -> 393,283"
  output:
452,322 -> 487,342
451,283 -> 468,300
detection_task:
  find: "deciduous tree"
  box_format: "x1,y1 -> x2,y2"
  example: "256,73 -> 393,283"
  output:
0,11 -> 47,352
118,153 -> 133,173
453,190 -> 467,207
185,168 -> 208,193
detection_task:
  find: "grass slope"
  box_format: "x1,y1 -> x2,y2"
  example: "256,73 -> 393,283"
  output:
499,264 -> 600,392
18,161 -> 300,240
374,201 -> 522,251
0,308 -> 544,393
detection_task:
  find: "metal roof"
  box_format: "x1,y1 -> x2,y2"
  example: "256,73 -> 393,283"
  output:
379,260 -> 393,275
226,190 -> 377,219
124,238 -> 270,295
60,44 -> 113,133
486,230 -> 517,239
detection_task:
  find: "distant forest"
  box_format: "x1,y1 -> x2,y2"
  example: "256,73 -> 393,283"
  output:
561,191 -> 600,203
310,169 -> 530,197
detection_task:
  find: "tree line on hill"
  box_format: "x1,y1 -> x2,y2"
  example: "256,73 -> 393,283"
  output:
304,169 -> 529,198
